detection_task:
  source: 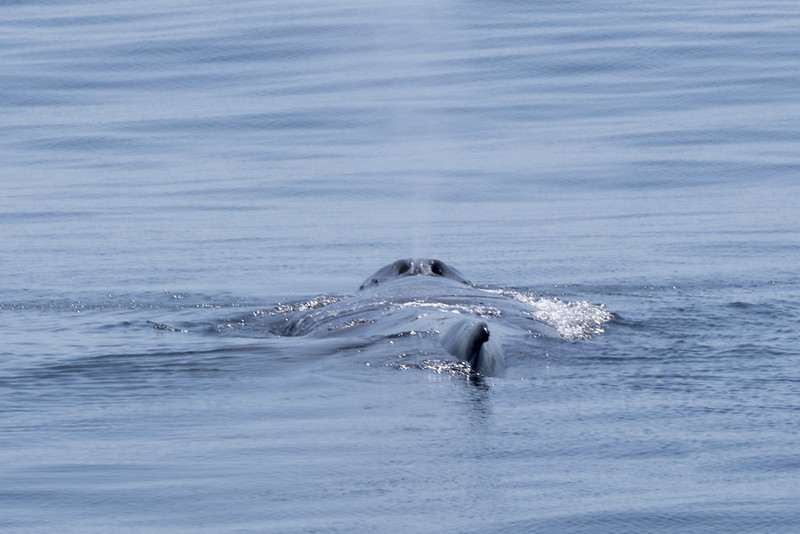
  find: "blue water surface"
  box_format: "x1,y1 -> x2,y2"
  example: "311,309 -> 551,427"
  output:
2,0 -> 799,532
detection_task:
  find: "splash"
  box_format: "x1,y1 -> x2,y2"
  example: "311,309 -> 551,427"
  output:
393,359 -> 473,376
528,297 -> 613,339
484,288 -> 613,340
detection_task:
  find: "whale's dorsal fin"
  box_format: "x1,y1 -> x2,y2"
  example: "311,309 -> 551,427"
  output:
440,319 -> 504,376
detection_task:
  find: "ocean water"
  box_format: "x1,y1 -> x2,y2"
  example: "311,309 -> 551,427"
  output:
2,0 -> 799,532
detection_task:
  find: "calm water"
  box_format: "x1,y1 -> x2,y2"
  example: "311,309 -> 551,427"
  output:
2,0 -> 800,532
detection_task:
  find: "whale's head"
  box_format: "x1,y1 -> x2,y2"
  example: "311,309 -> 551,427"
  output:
358,259 -> 470,291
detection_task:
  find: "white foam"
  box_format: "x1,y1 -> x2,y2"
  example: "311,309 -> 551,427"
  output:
484,288 -> 613,340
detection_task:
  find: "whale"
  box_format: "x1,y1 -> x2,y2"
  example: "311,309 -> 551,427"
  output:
266,258 -> 583,377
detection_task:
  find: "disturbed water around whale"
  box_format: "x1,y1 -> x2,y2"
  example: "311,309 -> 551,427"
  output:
264,258 -> 612,377
2,0 -> 800,532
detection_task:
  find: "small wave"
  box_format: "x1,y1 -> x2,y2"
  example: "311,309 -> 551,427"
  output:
395,300 -> 502,318
151,321 -> 187,332
269,296 -> 344,314
327,318 -> 375,331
